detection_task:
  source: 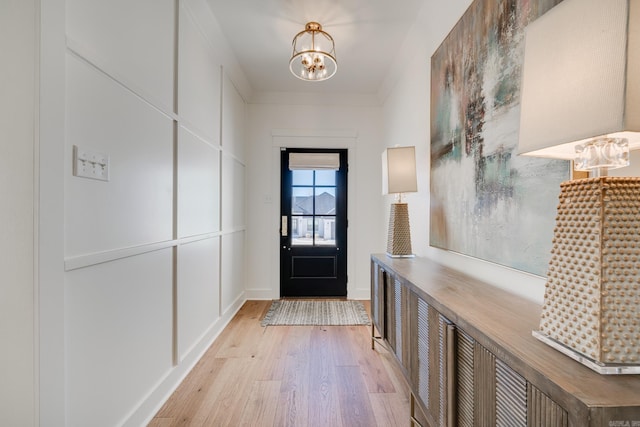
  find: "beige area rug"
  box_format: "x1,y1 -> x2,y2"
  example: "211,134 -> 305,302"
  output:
261,300 -> 371,326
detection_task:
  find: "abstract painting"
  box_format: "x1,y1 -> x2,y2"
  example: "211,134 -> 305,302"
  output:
430,0 -> 568,276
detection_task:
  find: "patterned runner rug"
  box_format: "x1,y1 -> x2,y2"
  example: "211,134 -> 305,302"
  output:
261,300 -> 371,326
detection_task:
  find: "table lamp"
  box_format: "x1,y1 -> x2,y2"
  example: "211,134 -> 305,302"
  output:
382,146 -> 418,258
518,0 -> 640,373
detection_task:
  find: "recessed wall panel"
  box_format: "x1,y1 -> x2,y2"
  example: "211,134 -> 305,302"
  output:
177,127 -> 220,237
222,73 -> 246,162
177,237 -> 220,360
65,249 -> 173,427
221,154 -> 246,230
65,54 -> 173,257
178,8 -> 221,142
66,0 -> 175,109
221,231 -> 245,313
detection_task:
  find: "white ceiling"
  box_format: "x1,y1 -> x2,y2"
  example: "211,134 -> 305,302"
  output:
205,0 -> 426,95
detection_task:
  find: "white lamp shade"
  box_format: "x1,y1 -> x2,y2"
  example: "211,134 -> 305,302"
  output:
518,0 -> 640,159
382,146 -> 418,194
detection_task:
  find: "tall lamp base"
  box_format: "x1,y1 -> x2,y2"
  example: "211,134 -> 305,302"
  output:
538,177 -> 640,371
387,203 -> 414,258
533,331 -> 640,375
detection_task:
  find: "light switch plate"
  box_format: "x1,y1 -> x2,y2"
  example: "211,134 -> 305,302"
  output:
73,145 -> 109,181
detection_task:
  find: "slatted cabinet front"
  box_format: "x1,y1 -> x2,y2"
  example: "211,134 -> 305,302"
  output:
409,292 -> 455,427
371,256 -> 580,427
456,329 -> 568,427
373,263 -> 455,426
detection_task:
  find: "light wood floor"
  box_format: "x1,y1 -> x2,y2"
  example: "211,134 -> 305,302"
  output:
149,300 -> 410,426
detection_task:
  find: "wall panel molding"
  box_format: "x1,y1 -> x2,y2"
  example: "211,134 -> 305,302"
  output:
64,233 -> 223,271
66,39 -> 178,122
65,39 -> 226,151
179,123 -> 221,151
221,148 -> 247,167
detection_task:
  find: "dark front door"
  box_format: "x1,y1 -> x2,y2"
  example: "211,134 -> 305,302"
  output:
280,148 -> 348,297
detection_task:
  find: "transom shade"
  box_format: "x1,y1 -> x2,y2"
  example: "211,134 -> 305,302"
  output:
288,152 -> 340,170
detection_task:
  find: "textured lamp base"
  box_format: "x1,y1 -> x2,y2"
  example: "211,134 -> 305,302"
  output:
387,203 -> 414,258
533,331 -> 640,375
539,177 -> 640,370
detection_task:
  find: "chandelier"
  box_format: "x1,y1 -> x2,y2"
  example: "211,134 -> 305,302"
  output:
289,22 -> 337,81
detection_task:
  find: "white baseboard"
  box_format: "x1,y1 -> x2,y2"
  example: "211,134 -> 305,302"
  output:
244,288 -> 279,300
348,288 -> 371,300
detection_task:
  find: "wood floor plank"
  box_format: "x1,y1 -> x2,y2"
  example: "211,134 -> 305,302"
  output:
369,392 -> 409,427
335,365 -> 378,427
154,357 -> 227,421
146,418 -> 173,427
254,325 -> 289,381
199,357 -> 258,426
377,348 -> 411,399
149,300 -> 410,427
326,325 -> 359,367
273,326 -> 312,427
348,323 -> 398,393
238,380 -> 281,426
214,311 -> 266,359
307,327 -> 343,427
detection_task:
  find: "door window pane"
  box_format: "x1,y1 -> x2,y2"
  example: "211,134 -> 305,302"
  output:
315,216 -> 337,246
291,216 -> 314,246
315,170 -> 336,186
292,187 -> 314,215
292,170 -> 313,186
314,188 -> 336,215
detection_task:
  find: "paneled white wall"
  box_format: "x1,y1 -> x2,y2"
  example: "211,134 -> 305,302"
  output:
178,5 -> 221,142
65,54 -> 174,257
0,1 -> 37,425
62,0 -> 247,425
177,126 -> 220,237
221,231 -> 246,314
66,0 -> 175,110
222,154 -> 246,231
220,74 -> 247,315
177,237 -> 221,360
66,250 -> 174,426
223,74 -> 247,161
